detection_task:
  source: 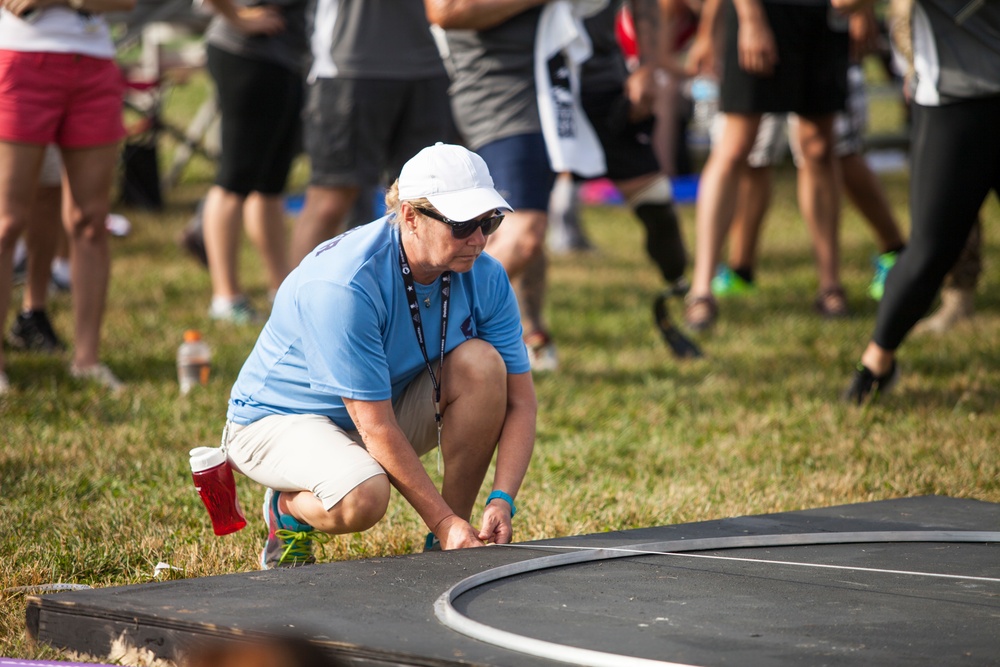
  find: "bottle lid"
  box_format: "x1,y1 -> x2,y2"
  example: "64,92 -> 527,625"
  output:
183,329 -> 202,343
189,446 -> 225,472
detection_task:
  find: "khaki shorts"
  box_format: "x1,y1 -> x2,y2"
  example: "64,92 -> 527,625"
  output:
224,371 -> 438,511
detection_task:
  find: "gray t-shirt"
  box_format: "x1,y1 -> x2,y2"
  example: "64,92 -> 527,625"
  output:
205,0 -> 309,73
311,0 -> 446,79
444,8 -> 543,150
913,0 -> 1000,105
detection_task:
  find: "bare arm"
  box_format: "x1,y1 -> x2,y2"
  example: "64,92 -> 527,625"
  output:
424,0 -> 549,31
343,397 -> 486,549
830,0 -> 876,11
203,0 -> 285,35
731,0 -> 777,75
621,0 -> 664,120
686,0 -> 724,76
478,371 -> 536,544
2,0 -> 136,16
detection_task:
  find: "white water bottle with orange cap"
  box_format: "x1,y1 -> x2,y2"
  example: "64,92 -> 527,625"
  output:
177,329 -> 211,395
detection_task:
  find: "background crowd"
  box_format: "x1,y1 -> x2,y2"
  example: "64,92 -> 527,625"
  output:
1,0 -> 996,404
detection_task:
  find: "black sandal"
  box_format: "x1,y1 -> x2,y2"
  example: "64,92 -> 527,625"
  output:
684,294 -> 718,332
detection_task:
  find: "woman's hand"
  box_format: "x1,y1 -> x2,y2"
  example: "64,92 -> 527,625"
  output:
233,5 -> 284,35
435,514 -> 487,550
477,499 -> 514,545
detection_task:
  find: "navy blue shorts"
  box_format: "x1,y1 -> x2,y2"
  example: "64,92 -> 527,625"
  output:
475,133 -> 555,212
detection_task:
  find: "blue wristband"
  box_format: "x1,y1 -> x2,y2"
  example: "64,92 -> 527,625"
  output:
486,490 -> 516,517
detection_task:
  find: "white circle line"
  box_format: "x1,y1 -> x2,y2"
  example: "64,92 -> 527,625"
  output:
434,530 -> 1000,667
505,544 -> 1000,583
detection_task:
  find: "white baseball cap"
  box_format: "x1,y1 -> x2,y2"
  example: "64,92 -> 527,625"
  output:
398,143 -> 512,221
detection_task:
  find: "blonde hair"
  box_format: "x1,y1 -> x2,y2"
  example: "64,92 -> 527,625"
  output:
384,180 -> 432,224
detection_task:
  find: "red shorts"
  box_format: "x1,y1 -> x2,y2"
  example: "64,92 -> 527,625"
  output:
0,50 -> 125,148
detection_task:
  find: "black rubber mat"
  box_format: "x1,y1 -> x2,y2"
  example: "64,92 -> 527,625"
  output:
25,495 -> 1000,666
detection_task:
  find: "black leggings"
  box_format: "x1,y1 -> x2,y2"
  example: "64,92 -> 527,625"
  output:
874,95 -> 1000,350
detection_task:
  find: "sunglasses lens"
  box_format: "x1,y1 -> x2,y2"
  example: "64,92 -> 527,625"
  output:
481,213 -> 504,235
450,212 -> 504,239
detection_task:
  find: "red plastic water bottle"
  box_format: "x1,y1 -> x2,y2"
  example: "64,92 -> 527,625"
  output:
189,446 -> 247,535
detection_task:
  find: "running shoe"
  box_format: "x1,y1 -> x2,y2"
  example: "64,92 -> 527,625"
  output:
8,310 -> 66,353
260,489 -> 321,569
70,363 -> 124,392
842,362 -> 898,405
868,250 -> 898,302
209,296 -> 261,324
711,265 -> 756,298
524,330 -> 558,372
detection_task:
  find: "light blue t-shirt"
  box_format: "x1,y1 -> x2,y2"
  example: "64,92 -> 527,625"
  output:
227,216 -> 530,429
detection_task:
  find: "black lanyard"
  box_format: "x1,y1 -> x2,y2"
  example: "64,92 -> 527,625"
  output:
398,235 -> 450,445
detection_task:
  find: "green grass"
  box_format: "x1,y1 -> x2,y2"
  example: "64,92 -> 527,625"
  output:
2,100 -> 999,662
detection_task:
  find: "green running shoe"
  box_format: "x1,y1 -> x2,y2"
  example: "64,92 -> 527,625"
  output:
711,265 -> 756,297
868,250 -> 899,301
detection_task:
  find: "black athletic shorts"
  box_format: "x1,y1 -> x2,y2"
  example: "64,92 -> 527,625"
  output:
207,45 -> 303,196
580,87 -> 661,181
720,2 -> 849,116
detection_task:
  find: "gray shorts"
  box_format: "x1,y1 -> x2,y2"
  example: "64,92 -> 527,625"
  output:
710,112 -> 787,168
224,370 -> 439,511
39,144 -> 62,187
303,75 -> 455,188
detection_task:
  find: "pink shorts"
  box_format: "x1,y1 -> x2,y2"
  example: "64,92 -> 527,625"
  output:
0,50 -> 125,148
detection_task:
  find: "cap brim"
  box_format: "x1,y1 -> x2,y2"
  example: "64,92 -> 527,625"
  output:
426,187 -> 513,221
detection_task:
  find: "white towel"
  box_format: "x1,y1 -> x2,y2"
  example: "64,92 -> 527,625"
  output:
534,0 -> 608,178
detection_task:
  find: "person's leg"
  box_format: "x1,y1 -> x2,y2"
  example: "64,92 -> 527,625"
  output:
280,476 -> 390,535
205,47 -> 300,315
687,112 -> 762,327
225,412 -> 391,568
914,218 -> 980,333
547,171 -> 590,253
839,151 -> 907,302
0,142 -> 46,381
243,193 -> 290,297
59,143 -> 117,374
839,152 -> 904,253
845,98 -> 999,403
477,134 -> 555,359
615,174 -> 687,287
290,184 -> 361,264
8,183 -> 67,353
725,164 -> 773,282
793,113 -> 845,314
203,185 -> 248,301
436,339 -> 507,520
489,209 -> 551,363
22,184 -> 61,311
290,76 -> 396,264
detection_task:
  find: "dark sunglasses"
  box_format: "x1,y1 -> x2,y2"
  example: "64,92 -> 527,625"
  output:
415,207 -> 505,239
